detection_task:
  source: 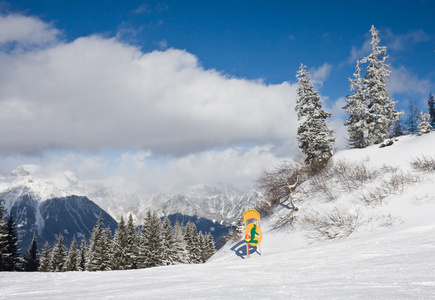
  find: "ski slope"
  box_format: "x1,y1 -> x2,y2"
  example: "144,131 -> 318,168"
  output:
2,222 -> 434,299
2,133 -> 435,299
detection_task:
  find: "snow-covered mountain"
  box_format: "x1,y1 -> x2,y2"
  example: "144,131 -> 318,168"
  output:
0,168 -> 117,252
1,165 -> 260,224
88,182 -> 260,225
2,133 -> 435,298
0,165 -> 261,251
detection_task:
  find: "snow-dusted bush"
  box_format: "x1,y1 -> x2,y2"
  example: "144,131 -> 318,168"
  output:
308,160 -> 379,201
411,155 -> 435,172
301,207 -> 361,241
255,160 -> 307,214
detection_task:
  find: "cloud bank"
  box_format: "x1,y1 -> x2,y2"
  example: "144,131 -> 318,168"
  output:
0,19 -> 298,157
0,14 -> 300,192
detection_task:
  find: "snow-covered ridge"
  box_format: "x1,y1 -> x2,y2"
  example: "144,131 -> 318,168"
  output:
0,165 -> 260,225
0,166 -> 76,212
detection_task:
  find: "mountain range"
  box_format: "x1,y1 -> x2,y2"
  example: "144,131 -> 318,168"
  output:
0,165 -> 260,251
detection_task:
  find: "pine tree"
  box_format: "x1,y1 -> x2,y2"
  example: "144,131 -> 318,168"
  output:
184,222 -> 201,264
161,217 -> 178,265
112,216 -> 128,270
428,92 -> 435,127
103,227 -> 113,269
417,111 -> 433,135
0,202 -> 7,271
79,236 -> 88,271
361,25 -> 403,144
51,233 -> 67,272
66,235 -> 80,271
23,233 -> 40,271
141,210 -> 163,268
405,102 -> 419,134
3,215 -> 21,271
38,241 -> 52,272
86,213 -> 111,271
295,64 -> 335,164
126,213 -> 138,269
173,220 -> 188,264
344,60 -> 369,148
202,232 -> 215,262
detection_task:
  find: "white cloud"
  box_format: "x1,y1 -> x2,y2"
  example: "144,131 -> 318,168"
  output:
119,150 -> 152,169
0,30 -> 298,156
388,66 -> 430,96
384,28 -> 431,51
310,63 -> 333,86
0,14 -> 61,49
348,38 -> 371,64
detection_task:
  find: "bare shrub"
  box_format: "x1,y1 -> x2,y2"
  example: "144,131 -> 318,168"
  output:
309,174 -> 337,201
308,160 -> 379,200
301,207 -> 361,241
255,161 -> 306,213
411,156 -> 435,172
273,210 -> 298,230
331,160 -> 379,192
387,169 -> 421,193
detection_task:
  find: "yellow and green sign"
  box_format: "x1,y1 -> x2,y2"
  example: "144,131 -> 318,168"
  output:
244,223 -> 262,246
243,209 -> 261,222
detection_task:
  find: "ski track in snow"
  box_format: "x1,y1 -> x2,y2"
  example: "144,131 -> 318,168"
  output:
1,224 -> 434,299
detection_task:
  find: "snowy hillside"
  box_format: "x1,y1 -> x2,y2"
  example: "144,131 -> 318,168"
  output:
2,133 -> 435,298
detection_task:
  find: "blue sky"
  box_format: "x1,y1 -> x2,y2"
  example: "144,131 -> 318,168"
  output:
0,0 -> 434,192
7,1 -> 435,100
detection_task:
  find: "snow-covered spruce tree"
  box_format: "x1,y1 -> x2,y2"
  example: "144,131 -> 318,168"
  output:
51,233 -> 67,272
405,102 -> 419,134
200,232 -> 215,263
417,111 -> 433,135
428,92 -> 435,127
344,60 -> 369,148
23,233 -> 40,271
161,216 -> 178,265
38,241 -> 52,272
361,25 -> 403,144
104,227 -> 114,268
3,215 -> 21,271
173,220 -> 189,264
111,216 -> 129,270
0,202 -> 7,271
295,64 -> 335,165
140,210 -> 164,268
126,213 -> 139,269
86,213 -> 111,271
184,222 -> 201,264
65,235 -> 80,271
79,236 -> 88,271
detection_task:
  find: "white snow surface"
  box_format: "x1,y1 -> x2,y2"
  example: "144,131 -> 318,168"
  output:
2,133 -> 435,299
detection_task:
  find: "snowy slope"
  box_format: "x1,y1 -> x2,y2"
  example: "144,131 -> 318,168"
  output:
1,133 -> 435,298
2,222 -> 434,299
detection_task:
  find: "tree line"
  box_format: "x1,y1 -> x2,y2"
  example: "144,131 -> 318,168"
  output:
0,203 -> 215,272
